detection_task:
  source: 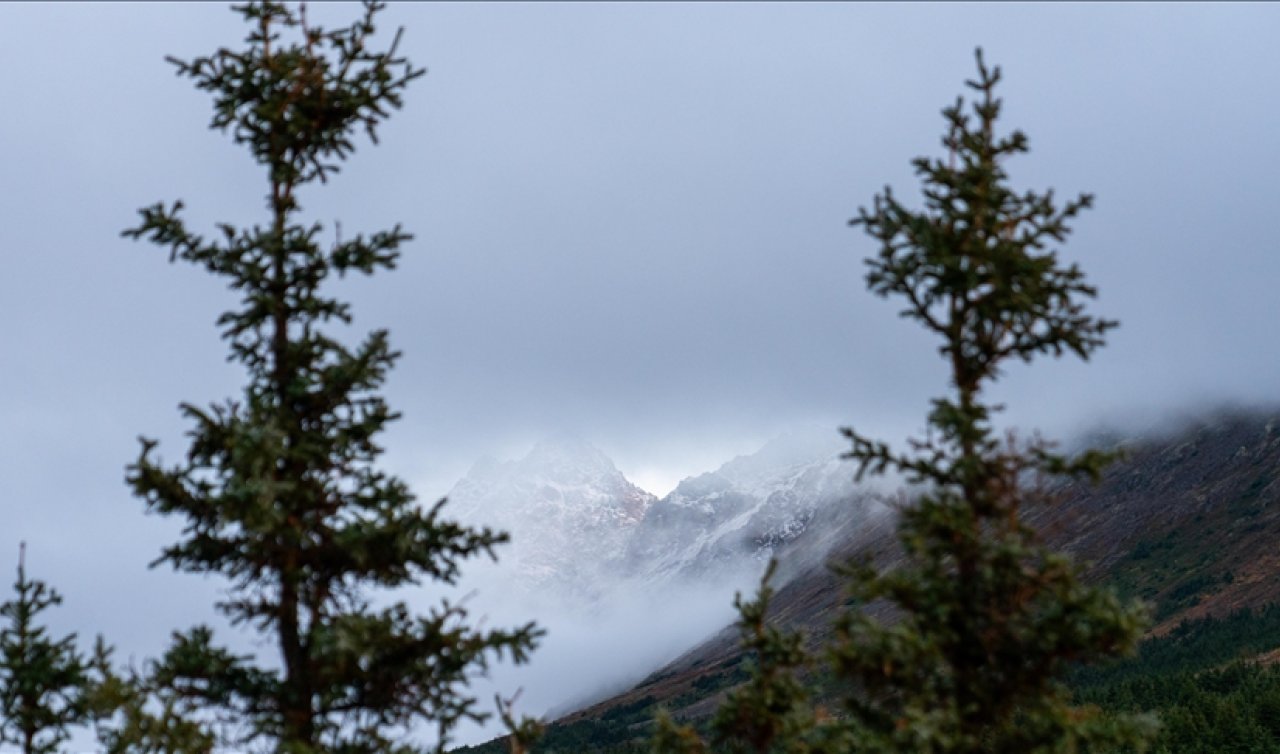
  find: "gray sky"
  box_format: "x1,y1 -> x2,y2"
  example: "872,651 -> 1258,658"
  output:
1,0 -> 1279,732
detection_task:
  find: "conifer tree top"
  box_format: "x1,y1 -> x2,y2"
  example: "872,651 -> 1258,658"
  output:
0,544 -> 92,754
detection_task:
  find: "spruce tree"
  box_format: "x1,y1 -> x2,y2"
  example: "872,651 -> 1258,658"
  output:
654,50 -> 1152,754
122,3 -> 539,752
86,639 -> 215,754
834,49 -> 1150,753
0,544 -> 91,754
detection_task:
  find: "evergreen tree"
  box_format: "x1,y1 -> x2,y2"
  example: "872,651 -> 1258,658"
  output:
655,49 -> 1152,754
833,48 -> 1150,753
0,544 -> 92,754
86,638 -> 215,754
122,3 -> 540,752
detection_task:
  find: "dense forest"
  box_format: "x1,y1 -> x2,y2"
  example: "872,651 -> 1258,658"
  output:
1075,606 -> 1280,753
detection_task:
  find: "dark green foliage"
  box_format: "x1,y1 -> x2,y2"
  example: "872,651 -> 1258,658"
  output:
832,48 -> 1151,754
0,545 -> 91,754
1144,666 -> 1280,754
603,697 -> 658,723
122,3 -> 539,752
1072,606 -> 1280,753
1073,604 -> 1280,696
86,639 -> 216,754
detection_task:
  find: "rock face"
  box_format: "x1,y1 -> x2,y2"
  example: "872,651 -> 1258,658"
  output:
623,433 -> 873,584
446,435 -> 656,599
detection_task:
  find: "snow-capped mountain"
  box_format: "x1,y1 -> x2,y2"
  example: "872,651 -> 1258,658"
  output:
446,435 -> 656,598
443,431 -> 879,603
623,431 -> 872,584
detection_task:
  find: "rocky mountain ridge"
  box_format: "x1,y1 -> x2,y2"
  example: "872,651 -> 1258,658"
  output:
446,436 -> 657,598
445,431 -> 873,600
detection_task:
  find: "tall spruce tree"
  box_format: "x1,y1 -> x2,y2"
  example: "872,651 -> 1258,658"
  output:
123,3 -> 539,752
834,49 -> 1151,753
0,544 -> 92,754
655,50 -> 1151,754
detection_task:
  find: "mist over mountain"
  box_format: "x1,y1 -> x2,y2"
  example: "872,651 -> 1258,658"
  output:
439,428 -> 884,743
624,430 -> 880,584
448,429 -> 876,603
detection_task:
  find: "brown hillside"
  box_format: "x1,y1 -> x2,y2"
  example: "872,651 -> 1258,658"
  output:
561,409 -> 1280,728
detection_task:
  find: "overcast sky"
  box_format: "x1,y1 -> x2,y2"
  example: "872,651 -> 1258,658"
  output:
2,0 -> 1279,739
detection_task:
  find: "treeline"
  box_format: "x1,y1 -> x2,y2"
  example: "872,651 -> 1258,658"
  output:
1074,605 -> 1280,753
1092,662 -> 1280,753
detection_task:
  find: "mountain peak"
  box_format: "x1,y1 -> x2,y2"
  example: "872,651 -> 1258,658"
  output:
446,437 -> 657,596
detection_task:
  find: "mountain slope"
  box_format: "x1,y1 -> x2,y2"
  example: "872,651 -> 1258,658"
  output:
624,432 -> 878,585
524,409 -> 1280,751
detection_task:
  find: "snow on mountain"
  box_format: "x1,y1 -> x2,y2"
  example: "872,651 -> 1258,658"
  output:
623,431 -> 876,584
443,430 -> 880,605
437,432 -> 882,737
445,435 -> 657,598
